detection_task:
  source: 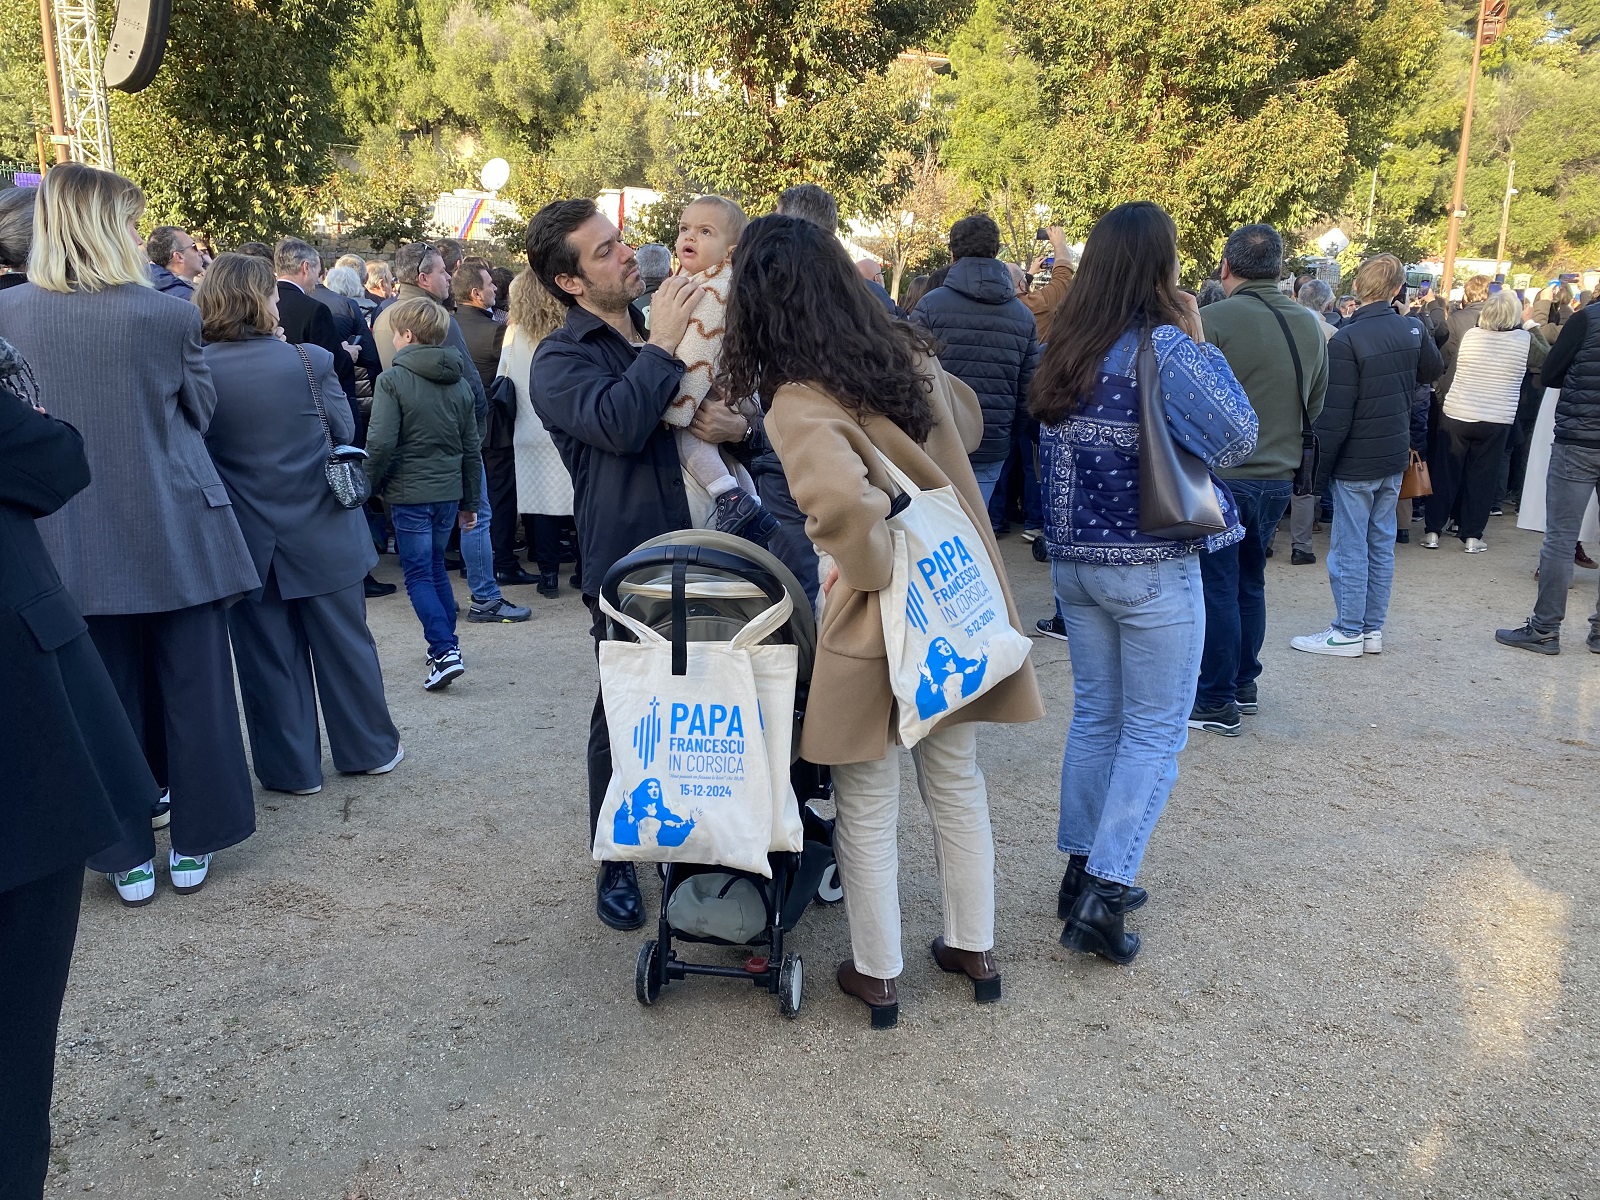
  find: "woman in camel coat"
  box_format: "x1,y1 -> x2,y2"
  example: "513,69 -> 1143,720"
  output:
721,214 -> 1043,1029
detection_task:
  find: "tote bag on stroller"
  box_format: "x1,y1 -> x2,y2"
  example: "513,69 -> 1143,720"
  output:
875,449 -> 1032,748
594,591 -> 800,877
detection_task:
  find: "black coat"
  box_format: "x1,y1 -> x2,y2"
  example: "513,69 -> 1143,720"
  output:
1435,301 -> 1483,400
0,381 -> 156,893
1316,301 -> 1444,487
909,257 -> 1041,463
278,281 -> 360,431
1545,306 -> 1600,449
311,284 -> 383,385
529,305 -> 691,597
457,304 -> 511,449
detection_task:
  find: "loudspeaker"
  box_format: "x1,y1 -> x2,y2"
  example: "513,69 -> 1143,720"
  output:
104,0 -> 171,93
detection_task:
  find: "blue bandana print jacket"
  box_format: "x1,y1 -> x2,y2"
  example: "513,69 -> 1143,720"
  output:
1040,324 -> 1259,564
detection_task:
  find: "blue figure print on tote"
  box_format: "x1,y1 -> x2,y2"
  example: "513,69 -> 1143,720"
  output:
613,777 -> 696,848
913,637 -> 988,720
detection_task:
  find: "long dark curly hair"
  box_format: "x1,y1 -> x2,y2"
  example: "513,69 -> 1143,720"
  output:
717,214 -> 939,443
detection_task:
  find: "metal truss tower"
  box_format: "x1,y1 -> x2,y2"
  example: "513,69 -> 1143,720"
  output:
50,0 -> 114,168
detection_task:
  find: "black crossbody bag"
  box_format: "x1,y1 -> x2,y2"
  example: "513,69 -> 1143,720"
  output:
1242,291 -> 1319,496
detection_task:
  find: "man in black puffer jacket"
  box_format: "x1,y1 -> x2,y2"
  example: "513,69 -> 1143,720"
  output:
1291,254 -> 1443,657
1497,299 -> 1600,654
910,214 -> 1040,510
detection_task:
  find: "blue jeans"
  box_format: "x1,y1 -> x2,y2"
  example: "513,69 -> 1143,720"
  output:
1196,479 -> 1292,709
391,501 -> 461,658
1052,555 -> 1205,886
971,457 -> 1006,508
1327,474 -> 1402,637
460,466 -> 501,603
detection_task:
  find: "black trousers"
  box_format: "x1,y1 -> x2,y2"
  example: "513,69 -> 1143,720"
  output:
483,445 -> 521,574
0,864 -> 84,1199
527,514 -> 575,575
85,603 -> 256,870
1426,415 -> 1511,541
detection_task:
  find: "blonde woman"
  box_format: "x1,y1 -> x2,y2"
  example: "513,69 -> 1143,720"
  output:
197,254 -> 402,794
498,269 -> 575,596
1424,289 -> 1548,553
0,164 -> 260,905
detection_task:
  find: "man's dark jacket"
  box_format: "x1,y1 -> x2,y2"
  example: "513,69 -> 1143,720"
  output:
0,385 -> 156,893
530,304 -> 691,596
277,280 -> 359,431
1315,301 -> 1444,488
1544,306 -> 1600,449
148,264 -> 194,300
910,256 -> 1041,463
311,283 -> 382,385
456,303 -> 511,449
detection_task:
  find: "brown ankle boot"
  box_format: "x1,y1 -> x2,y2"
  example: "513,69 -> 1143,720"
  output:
836,959 -> 898,1028
930,936 -> 1002,1003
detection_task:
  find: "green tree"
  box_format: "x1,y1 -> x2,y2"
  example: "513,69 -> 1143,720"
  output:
1004,0 -> 1445,274
623,0 -> 959,216
110,0 -> 353,243
0,5 -> 47,164
321,127 -> 435,249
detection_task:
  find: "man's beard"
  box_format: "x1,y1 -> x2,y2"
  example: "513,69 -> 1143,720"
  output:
584,272 -> 643,314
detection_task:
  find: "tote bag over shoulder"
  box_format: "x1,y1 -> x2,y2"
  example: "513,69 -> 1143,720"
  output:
1135,334 -> 1229,540
874,448 -> 1032,748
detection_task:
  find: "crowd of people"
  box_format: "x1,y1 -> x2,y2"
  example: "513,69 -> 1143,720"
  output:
2,160 -> 1598,1193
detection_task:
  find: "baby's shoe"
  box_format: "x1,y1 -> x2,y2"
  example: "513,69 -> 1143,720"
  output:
712,488 -> 779,545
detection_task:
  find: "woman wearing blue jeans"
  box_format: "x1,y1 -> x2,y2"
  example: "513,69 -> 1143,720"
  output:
1032,203 -> 1258,964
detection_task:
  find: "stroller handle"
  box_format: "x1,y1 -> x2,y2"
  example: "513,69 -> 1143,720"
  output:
601,544 -> 792,677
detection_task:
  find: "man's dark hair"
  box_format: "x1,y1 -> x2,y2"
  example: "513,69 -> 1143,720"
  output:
235,241 -> 273,261
525,198 -> 598,307
146,225 -> 183,268
775,184 -> 838,235
435,237 -> 465,274
395,241 -> 438,286
452,260 -> 491,304
1222,224 -> 1283,281
949,214 -> 1001,261
489,265 -> 514,310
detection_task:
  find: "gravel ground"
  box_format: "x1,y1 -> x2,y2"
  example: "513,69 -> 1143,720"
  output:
44,514 -> 1600,1199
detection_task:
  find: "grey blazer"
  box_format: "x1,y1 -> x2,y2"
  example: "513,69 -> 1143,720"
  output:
0,282 -> 259,615
202,336 -> 377,601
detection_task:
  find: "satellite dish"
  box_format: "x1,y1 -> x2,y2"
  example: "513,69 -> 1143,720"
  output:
480,158 -> 511,192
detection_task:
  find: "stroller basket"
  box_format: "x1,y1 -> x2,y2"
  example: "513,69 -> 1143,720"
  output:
600,534 -> 839,1016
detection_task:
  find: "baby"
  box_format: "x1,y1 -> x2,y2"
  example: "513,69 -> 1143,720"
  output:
665,196 -> 777,543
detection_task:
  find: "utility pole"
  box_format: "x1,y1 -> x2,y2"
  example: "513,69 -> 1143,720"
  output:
1494,158 -> 1517,276
36,0 -> 71,164
1441,0 -> 1507,301
1365,164 -> 1379,237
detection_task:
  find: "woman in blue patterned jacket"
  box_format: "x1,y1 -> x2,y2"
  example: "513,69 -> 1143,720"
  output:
1031,202 -> 1257,966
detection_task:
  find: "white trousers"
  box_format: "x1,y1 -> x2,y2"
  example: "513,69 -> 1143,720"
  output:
829,723 -> 995,979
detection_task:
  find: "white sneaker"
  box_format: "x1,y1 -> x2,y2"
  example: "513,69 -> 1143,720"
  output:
424,649 -> 465,691
1291,627 -> 1365,657
1363,630 -> 1383,655
366,743 -> 405,774
1464,537 -> 1488,553
168,848 -> 212,895
109,860 -> 156,907
1421,532 -> 1440,549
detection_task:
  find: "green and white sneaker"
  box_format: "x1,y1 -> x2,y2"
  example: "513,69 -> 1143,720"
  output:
109,860 -> 156,907
168,848 -> 212,895
1290,626 -> 1365,657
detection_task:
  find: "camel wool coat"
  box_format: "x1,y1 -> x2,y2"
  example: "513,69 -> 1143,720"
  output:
766,356 -> 1044,766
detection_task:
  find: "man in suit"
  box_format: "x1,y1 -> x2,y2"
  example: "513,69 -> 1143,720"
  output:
274,239 -> 359,428
454,260 -> 534,586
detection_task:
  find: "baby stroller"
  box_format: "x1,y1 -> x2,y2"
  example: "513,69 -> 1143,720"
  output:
600,530 -> 841,1016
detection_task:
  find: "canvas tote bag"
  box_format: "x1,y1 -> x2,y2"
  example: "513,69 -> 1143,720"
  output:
874,448 -> 1032,748
593,591 -> 800,876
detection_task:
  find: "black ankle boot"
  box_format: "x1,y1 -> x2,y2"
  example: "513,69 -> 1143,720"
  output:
596,861 -> 645,930
1060,875 -> 1141,964
1057,856 -> 1148,920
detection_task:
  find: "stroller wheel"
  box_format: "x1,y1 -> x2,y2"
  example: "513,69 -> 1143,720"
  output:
636,939 -> 663,1006
778,953 -> 802,1017
816,863 -> 844,905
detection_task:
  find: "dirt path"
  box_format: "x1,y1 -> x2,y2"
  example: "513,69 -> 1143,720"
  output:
46,519 -> 1600,1199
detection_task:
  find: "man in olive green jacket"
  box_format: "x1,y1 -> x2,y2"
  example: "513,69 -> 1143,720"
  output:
1190,224 -> 1329,735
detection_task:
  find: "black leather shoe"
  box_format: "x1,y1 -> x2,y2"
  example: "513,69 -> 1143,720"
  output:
596,861 -> 645,930
363,573 -> 397,598
537,571 -> 560,599
1291,548 -> 1317,565
569,573 -> 582,590
1061,875 -> 1141,964
1057,855 -> 1146,920
495,565 -> 540,586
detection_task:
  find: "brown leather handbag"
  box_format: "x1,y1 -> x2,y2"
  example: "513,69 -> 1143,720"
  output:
1399,450 -> 1432,500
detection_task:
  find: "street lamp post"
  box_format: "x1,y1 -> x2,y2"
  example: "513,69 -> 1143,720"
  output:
1441,0 -> 1508,300
1494,158 -> 1517,276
